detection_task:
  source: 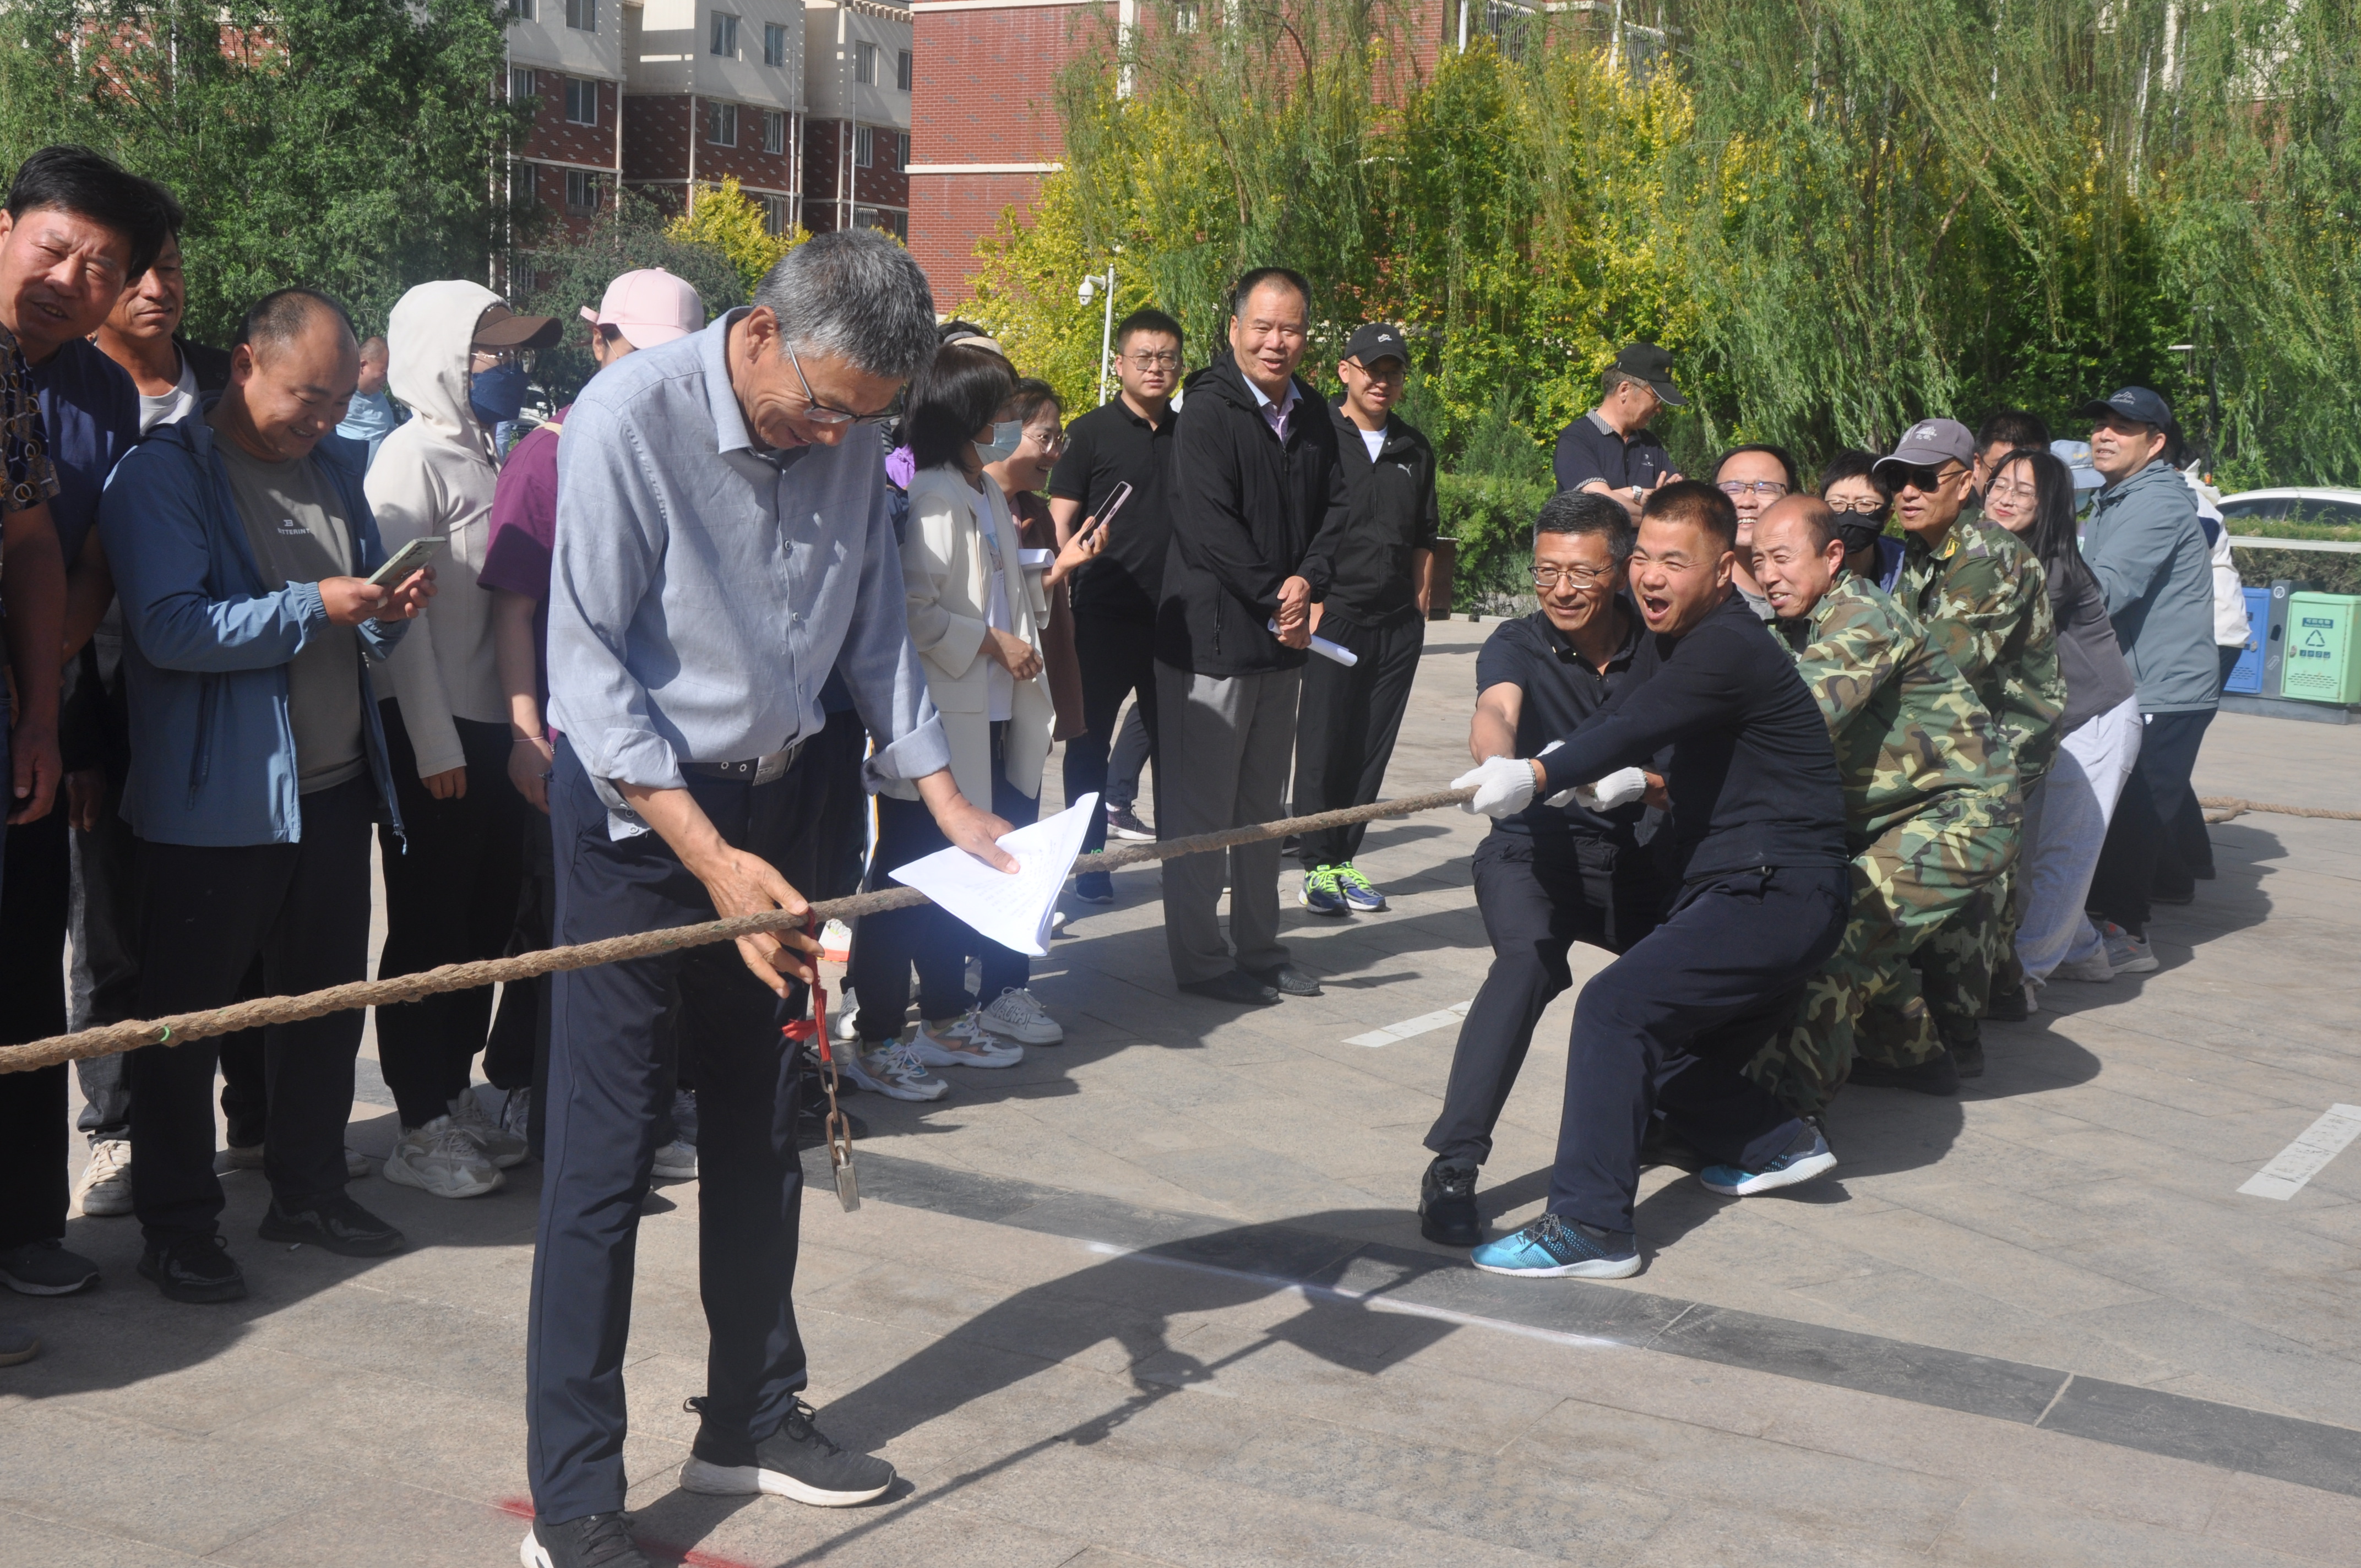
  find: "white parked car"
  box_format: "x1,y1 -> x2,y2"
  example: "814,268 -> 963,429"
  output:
2215,487 -> 2361,529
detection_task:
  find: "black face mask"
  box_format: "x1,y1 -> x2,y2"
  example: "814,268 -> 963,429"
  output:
1836,521 -> 1884,560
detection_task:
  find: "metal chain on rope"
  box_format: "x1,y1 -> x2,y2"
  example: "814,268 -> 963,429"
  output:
0,785 -> 1482,1076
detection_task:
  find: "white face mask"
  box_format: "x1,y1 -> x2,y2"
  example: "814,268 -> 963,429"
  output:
973,418 -> 1024,465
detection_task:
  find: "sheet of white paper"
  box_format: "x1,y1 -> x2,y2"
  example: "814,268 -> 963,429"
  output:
1265,618 -> 1360,666
888,793 -> 1100,957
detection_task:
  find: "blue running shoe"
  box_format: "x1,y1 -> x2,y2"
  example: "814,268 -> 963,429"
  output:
1470,1213 -> 1641,1280
1298,865 -> 1347,915
1699,1122 -> 1837,1197
1332,863 -> 1386,912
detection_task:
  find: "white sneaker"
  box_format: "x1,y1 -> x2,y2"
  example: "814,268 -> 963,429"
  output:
447,1091 -> 530,1169
820,918 -> 853,963
382,1117 -> 505,1199
499,1087 -> 532,1138
842,1040 -> 950,1102
978,987 -> 1064,1046
2099,921 -> 2159,974
345,1147 -> 372,1180
907,1011 -> 1025,1069
2052,950 -> 2117,983
652,1139 -> 698,1180
74,1139 -> 133,1217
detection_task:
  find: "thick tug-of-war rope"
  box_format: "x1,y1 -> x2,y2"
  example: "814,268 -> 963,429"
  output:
1,787 -> 2346,1077
0,785 -> 1482,1076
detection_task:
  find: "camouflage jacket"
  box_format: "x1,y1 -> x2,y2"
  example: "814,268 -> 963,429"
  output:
1778,573 -> 2018,848
1896,514 -> 2066,782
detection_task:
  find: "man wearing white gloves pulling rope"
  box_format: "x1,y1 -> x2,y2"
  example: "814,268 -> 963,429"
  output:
524,233 -> 1019,1568
1449,481 -> 1850,1280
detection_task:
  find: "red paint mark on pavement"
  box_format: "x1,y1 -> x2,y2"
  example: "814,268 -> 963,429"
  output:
495,1498 -> 762,1568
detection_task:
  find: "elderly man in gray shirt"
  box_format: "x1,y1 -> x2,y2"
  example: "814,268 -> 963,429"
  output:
523,232 -> 1015,1568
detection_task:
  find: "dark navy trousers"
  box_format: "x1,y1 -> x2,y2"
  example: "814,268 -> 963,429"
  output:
527,739 -> 813,1525
1548,864 -> 1848,1233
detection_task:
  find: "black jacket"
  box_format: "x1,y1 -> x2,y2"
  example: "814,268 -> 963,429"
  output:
178,335 -> 233,395
1324,398 -> 1439,623
1155,356 -> 1350,676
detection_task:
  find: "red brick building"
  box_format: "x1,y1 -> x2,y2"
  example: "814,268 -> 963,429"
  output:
507,0 -> 629,241
619,0 -> 808,230
802,0 -> 915,238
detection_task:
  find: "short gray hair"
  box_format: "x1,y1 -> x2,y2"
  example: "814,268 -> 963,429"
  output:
1535,489 -> 1635,561
753,230 -> 938,378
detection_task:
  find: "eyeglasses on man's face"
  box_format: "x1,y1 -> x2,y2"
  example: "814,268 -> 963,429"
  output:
782,337 -> 896,426
1125,350 -> 1182,370
1532,563 -> 1616,590
1717,479 -> 1789,499
1825,496 -> 1887,515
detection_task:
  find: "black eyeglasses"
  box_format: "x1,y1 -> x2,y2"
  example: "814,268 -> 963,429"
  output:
1532,564 -> 1615,590
1717,480 -> 1789,499
1886,462 -> 1963,493
1825,497 -> 1888,515
782,337 -> 897,426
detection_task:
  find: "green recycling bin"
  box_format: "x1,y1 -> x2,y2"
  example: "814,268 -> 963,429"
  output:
2281,592 -> 2361,705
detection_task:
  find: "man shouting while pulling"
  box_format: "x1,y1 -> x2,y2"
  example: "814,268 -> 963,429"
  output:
1452,481 -> 1849,1280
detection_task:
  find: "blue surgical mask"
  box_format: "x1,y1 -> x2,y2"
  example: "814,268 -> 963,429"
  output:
471,364 -> 530,428
973,418 -> 1024,465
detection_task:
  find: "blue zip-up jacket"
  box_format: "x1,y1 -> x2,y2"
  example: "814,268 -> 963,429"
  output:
2082,456 -> 2219,715
99,408 -> 410,847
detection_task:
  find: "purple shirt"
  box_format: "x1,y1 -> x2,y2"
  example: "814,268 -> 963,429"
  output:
1253,377 -> 1299,443
478,403 -> 568,730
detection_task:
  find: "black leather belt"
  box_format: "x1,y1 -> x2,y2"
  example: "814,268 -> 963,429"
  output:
683,739 -> 803,786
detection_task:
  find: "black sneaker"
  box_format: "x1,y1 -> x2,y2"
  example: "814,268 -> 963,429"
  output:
1943,1022 -> 1986,1079
1418,1157 -> 1481,1248
1984,983 -> 2031,1023
258,1192 -> 405,1257
137,1232 -> 247,1303
1847,1048 -> 1961,1096
522,1511 -> 651,1568
1180,970 -> 1280,1006
794,1091 -> 868,1152
0,1239 -> 101,1296
679,1397 -> 895,1506
1252,962 -> 1323,998
1105,804 -> 1156,841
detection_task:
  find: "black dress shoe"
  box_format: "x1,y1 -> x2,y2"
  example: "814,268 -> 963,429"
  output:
1847,1049 -> 1961,1096
1180,971 -> 1280,1006
258,1193 -> 405,1257
1418,1157 -> 1482,1247
1253,963 -> 1323,998
138,1232 -> 247,1303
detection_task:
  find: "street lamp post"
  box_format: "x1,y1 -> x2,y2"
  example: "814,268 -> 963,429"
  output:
1078,264 -> 1118,406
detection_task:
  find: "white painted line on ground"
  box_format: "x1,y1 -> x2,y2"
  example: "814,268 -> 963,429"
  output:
1345,1000 -> 1475,1048
2238,1104 -> 2361,1200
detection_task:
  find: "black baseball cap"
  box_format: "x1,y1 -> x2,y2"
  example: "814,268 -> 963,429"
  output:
1612,341 -> 1683,407
2075,385 -> 2173,429
1344,322 -> 1408,369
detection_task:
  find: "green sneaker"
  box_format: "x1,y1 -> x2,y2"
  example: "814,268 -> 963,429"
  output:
1332,863 -> 1386,912
1299,864 -> 1347,915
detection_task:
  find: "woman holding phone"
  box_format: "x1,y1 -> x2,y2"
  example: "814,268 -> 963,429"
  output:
844,345 -> 1108,1101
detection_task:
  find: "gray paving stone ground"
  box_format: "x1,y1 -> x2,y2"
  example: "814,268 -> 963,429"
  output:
7,615 -> 2361,1564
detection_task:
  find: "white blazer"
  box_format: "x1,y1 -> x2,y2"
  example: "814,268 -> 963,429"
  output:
888,465 -> 1054,807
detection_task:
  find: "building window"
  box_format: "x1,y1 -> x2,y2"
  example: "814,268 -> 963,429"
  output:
518,165 -> 540,209
895,130 -> 909,171
853,124 -> 873,168
762,109 -> 786,154
896,48 -> 912,90
854,206 -> 907,242
1173,0 -> 1199,31
710,12 -> 737,57
564,78 -> 598,126
764,22 -> 788,67
763,194 -> 793,236
510,67 -> 536,101
566,170 -> 602,213
565,0 -> 596,30
509,0 -> 535,20
706,100 -> 738,146
854,40 -> 876,84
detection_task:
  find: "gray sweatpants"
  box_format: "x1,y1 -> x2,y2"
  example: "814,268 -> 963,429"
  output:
1155,660 -> 1301,985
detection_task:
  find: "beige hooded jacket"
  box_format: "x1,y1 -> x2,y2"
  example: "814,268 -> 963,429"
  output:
366,280 -> 508,777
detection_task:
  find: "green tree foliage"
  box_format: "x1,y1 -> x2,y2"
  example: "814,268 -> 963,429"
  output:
0,0 -> 521,341
515,189 -> 747,406
663,176 -> 806,296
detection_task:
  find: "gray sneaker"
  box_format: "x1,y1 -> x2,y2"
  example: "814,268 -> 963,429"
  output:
1,1322 -> 40,1366
0,1240 -> 101,1296
679,1397 -> 895,1506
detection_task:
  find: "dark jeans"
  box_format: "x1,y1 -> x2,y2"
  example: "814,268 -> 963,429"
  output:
2088,708 -> 2216,934
773,705 -> 872,905
1063,612 -> 1160,861
850,725 -> 1040,1041
1548,864 -> 1848,1233
1105,703 -> 1150,812
0,807 -> 69,1249
375,703 -> 529,1129
1293,609 -> 1423,868
499,805 -> 558,1157
528,739 -> 815,1524
127,777 -> 376,1241
69,768 -> 138,1142
1426,830 -> 1668,1167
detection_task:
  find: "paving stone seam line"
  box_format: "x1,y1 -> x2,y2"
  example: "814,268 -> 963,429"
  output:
847,1148 -> 2361,1501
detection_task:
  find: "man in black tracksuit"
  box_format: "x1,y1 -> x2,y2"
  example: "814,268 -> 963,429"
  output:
1156,268 -> 1347,1006
1291,322 -> 1438,917
1453,481 -> 1849,1281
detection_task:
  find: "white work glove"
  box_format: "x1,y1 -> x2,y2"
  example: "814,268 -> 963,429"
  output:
1452,755 -> 1539,819
1575,766 -> 1650,813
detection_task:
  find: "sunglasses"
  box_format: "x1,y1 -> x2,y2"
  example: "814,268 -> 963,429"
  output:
1888,463 -> 1963,493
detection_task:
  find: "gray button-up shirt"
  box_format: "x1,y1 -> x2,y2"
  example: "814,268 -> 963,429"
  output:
548,309 -> 948,835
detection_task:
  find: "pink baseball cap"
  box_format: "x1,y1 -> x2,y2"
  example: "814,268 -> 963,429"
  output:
578,268 -> 706,349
